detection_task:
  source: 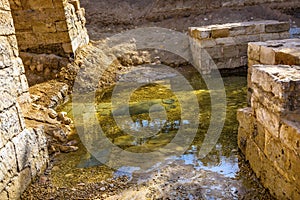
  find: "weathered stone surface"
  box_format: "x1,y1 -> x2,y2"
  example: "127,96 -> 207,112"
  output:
29,80 -> 69,109
214,37 -> 235,46
0,190 -> 8,200
251,84 -> 286,114
7,35 -> 19,57
0,90 -> 15,111
24,0 -> 54,9
265,22 -> 290,33
6,167 -> 31,199
0,0 -> 10,10
287,150 -> 300,189
9,122 -> 48,177
265,129 -> 300,190
20,52 -> 69,85
237,43 -> 248,57
249,40 -> 300,107
245,138 -> 267,179
229,23 -> 265,36
249,39 -> 300,66
260,46 -> 275,64
32,22 -> 56,33
211,28 -> 229,38
259,33 -> 281,41
240,38 -> 300,199
55,21 -> 68,32
237,107 -> 254,132
251,65 -> 300,101
12,9 -> 65,24
214,57 -> 246,69
0,142 -> 17,192
62,42 -> 74,53
29,128 -> 48,177
248,42 -> 260,61
15,103 -> 26,130
237,126 -> 248,155
247,59 -> 260,68
280,119 -> 300,155
222,45 -> 239,58
0,36 -> 15,68
10,0 -> 89,56
52,0 -> 63,8
252,121 -> 265,151
189,27 -> 211,39
0,10 -> 15,35
264,131 -> 292,180
252,100 -> 281,138
245,138 -> 298,199
234,34 -> 260,43
0,106 -> 24,146
12,129 -> 34,171
0,2 -> 52,197
237,107 -> 255,154
189,20 -> 289,72
206,47 -> 222,58
198,39 -> 216,48
276,51 -> 300,65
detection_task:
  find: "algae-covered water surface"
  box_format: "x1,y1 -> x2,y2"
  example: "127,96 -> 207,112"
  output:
53,66 -> 271,199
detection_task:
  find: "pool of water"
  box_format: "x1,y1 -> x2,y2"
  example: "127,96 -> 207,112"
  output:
53,66 -> 271,199
290,27 -> 300,38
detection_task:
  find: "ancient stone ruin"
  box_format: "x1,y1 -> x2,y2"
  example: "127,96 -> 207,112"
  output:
10,0 -> 89,85
238,39 -> 300,199
189,20 -> 290,73
0,0 -> 88,198
0,0 -> 299,199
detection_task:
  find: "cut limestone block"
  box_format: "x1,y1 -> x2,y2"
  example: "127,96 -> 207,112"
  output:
248,39 -> 300,67
250,65 -> 300,114
189,20 -> 290,72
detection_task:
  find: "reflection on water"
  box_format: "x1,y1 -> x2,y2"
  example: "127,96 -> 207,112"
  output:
53,66 -> 271,198
290,27 -> 300,38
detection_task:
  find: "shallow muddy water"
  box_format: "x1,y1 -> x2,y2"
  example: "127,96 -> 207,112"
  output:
51,66 -> 272,199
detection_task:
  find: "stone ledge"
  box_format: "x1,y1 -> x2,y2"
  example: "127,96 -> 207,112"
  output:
189,20 -> 289,39
29,80 -> 69,109
248,38 -> 300,66
189,20 -> 290,72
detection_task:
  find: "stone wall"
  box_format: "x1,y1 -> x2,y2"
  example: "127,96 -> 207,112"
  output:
9,0 -> 89,57
247,38 -> 300,103
238,39 -> 300,199
20,52 -> 69,86
7,0 -> 89,86
188,20 -> 290,74
248,38 -> 300,68
0,0 -> 48,199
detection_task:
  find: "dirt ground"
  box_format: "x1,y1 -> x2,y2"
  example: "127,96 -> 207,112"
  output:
80,0 -> 300,40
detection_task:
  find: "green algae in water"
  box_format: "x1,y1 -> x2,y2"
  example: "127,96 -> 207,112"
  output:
51,67 -> 259,195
